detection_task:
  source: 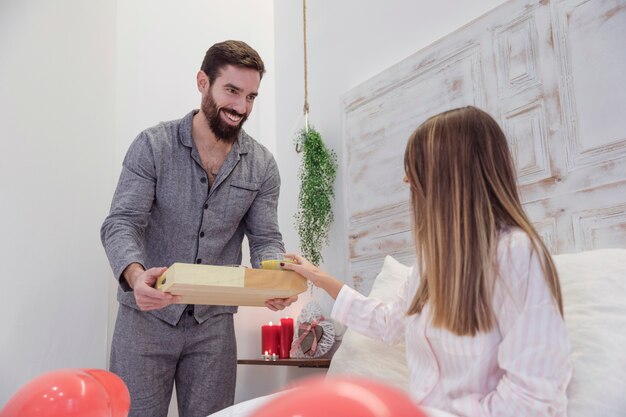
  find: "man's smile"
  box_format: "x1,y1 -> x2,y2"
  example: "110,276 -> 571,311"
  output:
221,109 -> 244,125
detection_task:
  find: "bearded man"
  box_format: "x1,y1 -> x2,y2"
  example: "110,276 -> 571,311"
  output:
101,40 -> 294,417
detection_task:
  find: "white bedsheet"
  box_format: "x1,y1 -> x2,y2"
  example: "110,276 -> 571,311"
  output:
209,391 -> 458,417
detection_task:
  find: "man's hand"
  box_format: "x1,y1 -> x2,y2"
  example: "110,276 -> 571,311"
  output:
124,264 -> 181,311
265,295 -> 298,311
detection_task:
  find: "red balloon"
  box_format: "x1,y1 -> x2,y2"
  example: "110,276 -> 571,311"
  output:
0,369 -> 116,417
82,369 -> 130,417
250,376 -> 427,417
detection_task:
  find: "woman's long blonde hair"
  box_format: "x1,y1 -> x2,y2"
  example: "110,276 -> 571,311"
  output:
404,106 -> 563,335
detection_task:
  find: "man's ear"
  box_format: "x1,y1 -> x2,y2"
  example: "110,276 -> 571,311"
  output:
197,70 -> 209,92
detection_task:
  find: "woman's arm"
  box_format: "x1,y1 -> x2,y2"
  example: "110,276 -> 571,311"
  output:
282,253 -> 344,298
283,253 -> 410,344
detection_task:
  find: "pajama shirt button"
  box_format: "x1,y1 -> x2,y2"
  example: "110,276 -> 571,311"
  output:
196,259 -> 202,264
200,177 -> 207,183
204,204 -> 208,209
200,231 -> 205,238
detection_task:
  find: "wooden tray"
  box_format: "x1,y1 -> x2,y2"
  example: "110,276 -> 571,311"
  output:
155,263 -> 308,306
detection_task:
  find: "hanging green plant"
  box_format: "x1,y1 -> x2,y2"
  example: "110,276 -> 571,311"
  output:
292,0 -> 337,266
294,127 -> 337,266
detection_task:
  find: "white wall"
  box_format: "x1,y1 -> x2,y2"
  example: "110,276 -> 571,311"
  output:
0,0 -> 116,405
0,0 -> 296,411
274,0 -> 510,313
0,0 -> 517,412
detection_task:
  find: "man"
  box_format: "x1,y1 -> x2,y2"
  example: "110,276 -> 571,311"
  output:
101,40 -> 294,417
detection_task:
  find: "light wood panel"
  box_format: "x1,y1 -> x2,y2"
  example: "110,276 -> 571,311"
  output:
342,0 -> 626,294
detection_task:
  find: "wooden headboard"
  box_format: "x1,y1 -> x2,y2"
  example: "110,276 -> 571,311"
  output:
342,0 -> 626,294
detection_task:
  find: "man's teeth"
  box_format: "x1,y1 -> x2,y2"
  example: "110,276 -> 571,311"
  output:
225,111 -> 242,122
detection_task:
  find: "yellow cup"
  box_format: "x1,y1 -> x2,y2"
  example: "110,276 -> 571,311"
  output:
261,255 -> 295,270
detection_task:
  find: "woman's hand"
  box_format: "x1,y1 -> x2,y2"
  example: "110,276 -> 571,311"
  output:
281,253 -> 344,299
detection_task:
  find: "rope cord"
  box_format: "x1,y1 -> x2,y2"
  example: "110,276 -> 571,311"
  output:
302,0 -> 309,131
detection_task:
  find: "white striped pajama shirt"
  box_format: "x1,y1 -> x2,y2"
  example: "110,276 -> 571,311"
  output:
332,228 -> 572,417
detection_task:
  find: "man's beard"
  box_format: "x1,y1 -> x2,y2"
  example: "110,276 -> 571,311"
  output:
201,89 -> 247,144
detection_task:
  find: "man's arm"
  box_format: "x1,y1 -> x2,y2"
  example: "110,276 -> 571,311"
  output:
101,133 -> 156,290
243,156 -> 285,267
100,134 -> 181,310
243,156 -> 296,310
123,262 -> 146,289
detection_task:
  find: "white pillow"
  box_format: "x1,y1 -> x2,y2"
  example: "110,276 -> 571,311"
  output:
326,255 -> 410,391
553,249 -> 626,417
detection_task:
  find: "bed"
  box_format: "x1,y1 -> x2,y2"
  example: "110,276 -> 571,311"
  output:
210,249 -> 626,417
209,393 -> 457,417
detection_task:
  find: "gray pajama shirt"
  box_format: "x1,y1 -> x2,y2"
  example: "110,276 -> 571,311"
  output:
101,110 -> 285,417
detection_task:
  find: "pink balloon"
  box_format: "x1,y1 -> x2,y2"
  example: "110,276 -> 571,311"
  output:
251,376 -> 426,417
0,369 -> 122,417
82,369 -> 130,417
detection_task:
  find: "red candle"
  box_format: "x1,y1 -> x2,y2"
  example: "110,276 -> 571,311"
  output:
261,321 -> 280,356
279,317 -> 294,359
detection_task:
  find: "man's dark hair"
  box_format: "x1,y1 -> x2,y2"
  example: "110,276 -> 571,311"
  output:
201,40 -> 265,83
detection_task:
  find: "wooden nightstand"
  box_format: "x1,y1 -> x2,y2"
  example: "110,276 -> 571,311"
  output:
237,358 -> 331,368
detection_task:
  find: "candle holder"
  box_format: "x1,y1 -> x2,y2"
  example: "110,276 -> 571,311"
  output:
262,351 -> 270,361
270,353 -> 278,361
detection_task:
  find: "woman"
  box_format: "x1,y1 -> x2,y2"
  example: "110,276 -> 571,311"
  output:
283,106 -> 572,417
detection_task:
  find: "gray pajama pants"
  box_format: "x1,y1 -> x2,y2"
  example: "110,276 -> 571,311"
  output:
110,304 -> 237,417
